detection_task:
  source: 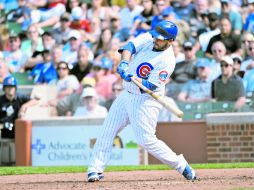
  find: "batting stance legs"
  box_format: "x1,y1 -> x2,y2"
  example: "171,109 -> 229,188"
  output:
87,91 -> 196,182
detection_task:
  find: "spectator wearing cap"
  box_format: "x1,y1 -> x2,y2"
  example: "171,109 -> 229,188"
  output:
220,0 -> 242,35
62,30 -> 82,68
231,54 -> 244,78
241,40 -> 254,71
73,87 -> 108,118
209,41 -> 227,80
243,0 -> 254,34
205,16 -> 242,58
56,61 -> 80,99
55,77 -> 97,116
177,58 -> 212,103
87,57 -> 118,101
28,49 -> 58,84
70,6 -> 91,32
161,6 -> 190,45
198,11 -> 221,52
3,33 -> 28,73
211,55 -> 246,110
171,40 -> 199,83
50,12 -> 73,44
70,45 -> 93,82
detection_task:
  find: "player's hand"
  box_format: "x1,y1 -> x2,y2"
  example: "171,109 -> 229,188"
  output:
117,60 -> 129,75
120,72 -> 133,82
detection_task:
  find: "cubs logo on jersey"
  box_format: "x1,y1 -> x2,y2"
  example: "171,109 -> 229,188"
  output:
159,70 -> 168,82
136,62 -> 154,79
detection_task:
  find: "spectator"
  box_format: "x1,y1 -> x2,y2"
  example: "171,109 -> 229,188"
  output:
56,61 -> 80,99
56,77 -> 96,116
129,0 -> 156,37
50,12 -> 73,44
87,0 -> 111,29
198,11 -> 221,52
22,24 -> 44,69
51,44 -> 64,68
93,28 -> 113,57
150,0 -> 169,29
162,6 -> 190,45
110,14 -> 130,42
70,45 -> 93,82
87,57 -> 118,101
28,49 -> 58,84
231,54 -> 244,78
3,33 -> 28,73
189,0 -> 209,38
70,6 -> 90,32
73,87 -> 108,118
0,52 -> 9,83
174,0 -> 195,23
243,0 -> 254,34
172,39 -> 185,64
205,16 -> 242,57
62,30 -> 82,68
220,0 -> 242,35
243,66 -> 254,93
102,79 -> 123,110
119,0 -> 144,29
177,58 -> 212,103
0,76 -> 39,139
241,32 -> 254,60
41,31 -> 56,51
241,40 -> 254,71
211,55 -> 246,110
209,41 -> 227,80
171,40 -> 198,83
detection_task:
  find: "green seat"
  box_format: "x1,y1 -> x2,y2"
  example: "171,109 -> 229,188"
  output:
11,72 -> 33,85
6,22 -> 22,35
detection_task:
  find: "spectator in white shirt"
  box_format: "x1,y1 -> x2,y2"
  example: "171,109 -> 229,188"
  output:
74,87 -> 108,118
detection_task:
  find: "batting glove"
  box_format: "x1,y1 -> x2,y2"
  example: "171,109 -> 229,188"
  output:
120,72 -> 133,82
117,60 -> 129,75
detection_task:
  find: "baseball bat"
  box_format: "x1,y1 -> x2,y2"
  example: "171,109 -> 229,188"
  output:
131,77 -> 184,118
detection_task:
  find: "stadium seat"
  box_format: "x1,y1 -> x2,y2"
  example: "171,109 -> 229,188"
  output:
11,72 -> 34,85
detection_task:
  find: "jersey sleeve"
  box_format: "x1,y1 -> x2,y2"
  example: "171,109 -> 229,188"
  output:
130,32 -> 153,53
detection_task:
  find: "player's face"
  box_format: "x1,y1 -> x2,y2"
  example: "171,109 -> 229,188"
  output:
153,38 -> 172,51
4,86 -> 16,101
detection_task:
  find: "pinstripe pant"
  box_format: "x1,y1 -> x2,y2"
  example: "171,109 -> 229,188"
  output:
88,91 -> 187,174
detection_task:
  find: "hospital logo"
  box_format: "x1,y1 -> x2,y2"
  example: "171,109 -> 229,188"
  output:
136,62 -> 154,79
159,71 -> 168,82
32,139 -> 46,155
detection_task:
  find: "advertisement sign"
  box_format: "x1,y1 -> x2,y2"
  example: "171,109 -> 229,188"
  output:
31,125 -> 139,166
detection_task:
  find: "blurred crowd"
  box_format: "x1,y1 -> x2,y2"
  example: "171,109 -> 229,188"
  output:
0,0 -> 254,123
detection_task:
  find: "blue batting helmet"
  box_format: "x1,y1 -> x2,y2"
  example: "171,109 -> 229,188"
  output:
150,20 -> 178,40
3,76 -> 18,88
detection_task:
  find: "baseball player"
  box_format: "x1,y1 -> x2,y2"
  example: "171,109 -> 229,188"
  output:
87,20 -> 197,182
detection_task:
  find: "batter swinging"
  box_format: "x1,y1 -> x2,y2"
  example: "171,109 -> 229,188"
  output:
87,20 -> 197,182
